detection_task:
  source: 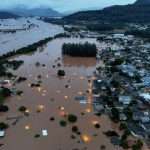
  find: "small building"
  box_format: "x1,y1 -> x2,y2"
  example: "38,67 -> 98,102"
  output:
128,123 -> 146,139
119,96 -> 132,105
0,130 -> 5,138
74,96 -> 87,104
119,113 -> 127,121
42,129 -> 48,137
0,80 -> 11,88
142,76 -> 150,87
111,136 -> 120,146
93,103 -> 104,112
119,64 -> 137,78
133,111 -> 142,121
133,111 -> 150,123
140,123 -> 150,133
140,93 -> 150,104
141,116 -> 150,123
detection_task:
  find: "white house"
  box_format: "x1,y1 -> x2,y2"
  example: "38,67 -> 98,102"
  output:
119,96 -> 132,105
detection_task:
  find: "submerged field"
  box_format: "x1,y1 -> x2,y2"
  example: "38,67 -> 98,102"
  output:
0,18 -> 64,55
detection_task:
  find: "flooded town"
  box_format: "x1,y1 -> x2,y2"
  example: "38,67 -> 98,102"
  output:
0,0 -> 150,150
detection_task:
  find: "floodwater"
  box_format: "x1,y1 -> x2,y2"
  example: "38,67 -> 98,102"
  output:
0,37 -> 120,150
0,18 -> 64,55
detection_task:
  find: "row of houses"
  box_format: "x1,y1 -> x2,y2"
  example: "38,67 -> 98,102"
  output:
93,32 -> 150,145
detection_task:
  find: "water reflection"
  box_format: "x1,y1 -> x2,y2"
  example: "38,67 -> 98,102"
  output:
62,55 -> 96,67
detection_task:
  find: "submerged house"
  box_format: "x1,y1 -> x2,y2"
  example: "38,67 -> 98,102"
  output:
140,123 -> 150,133
0,80 -> 11,88
140,93 -> 150,104
133,111 -> 150,123
119,64 -> 138,78
128,123 -> 146,139
142,76 -> 150,87
119,96 -> 132,105
74,96 -> 87,104
0,130 -> 5,138
93,97 -> 104,112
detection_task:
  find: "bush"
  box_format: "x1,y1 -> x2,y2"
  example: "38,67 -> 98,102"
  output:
100,145 -> 106,150
4,60 -> 24,70
132,140 -> 143,150
120,140 -> 129,149
119,123 -> 127,130
57,70 -> 65,77
0,95 -> 5,105
18,106 -> 27,112
16,77 -> 27,83
16,91 -> 23,96
59,120 -> 67,127
0,105 -> 9,112
0,122 -> 9,130
111,108 -> 120,122
0,88 -> 11,105
67,114 -> 77,123
94,123 -> 101,129
34,134 -> 40,138
72,126 -> 79,133
104,130 -> 119,137
0,88 -> 11,98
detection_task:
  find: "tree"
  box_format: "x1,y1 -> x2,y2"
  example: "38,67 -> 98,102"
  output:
62,42 -> 97,57
0,87 -> 11,97
111,107 -> 120,122
119,123 -> 127,130
57,70 -> 65,77
18,106 -> 27,113
132,139 -> 143,150
68,114 -> 78,123
0,105 -> 9,112
0,122 -> 9,130
59,120 -> 67,127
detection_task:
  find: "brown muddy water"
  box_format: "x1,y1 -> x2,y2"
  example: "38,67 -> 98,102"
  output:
0,38 -> 122,150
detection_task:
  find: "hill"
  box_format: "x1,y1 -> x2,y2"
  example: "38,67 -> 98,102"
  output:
0,11 -> 19,19
2,5 -> 62,18
134,0 -> 150,5
63,0 -> 150,24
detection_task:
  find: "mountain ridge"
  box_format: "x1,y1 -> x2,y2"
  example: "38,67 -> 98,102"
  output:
9,6 -> 62,18
0,5 -> 62,18
63,0 -> 150,24
134,0 -> 150,5
0,11 -> 19,19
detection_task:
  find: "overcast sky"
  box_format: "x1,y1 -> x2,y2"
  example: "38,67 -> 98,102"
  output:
1,0 -> 136,12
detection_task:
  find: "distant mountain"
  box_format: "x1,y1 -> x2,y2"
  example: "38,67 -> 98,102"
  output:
134,0 -> 150,5
4,5 -> 62,18
0,11 -> 19,19
63,0 -> 150,24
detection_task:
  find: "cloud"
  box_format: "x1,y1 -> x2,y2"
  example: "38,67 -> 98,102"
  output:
0,0 -> 136,12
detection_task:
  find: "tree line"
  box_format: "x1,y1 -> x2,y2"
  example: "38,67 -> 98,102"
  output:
62,42 -> 97,57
